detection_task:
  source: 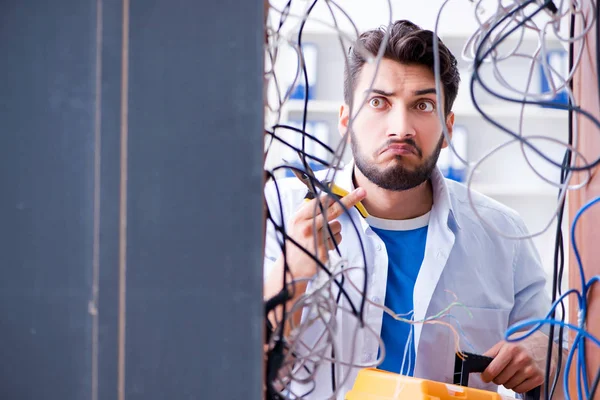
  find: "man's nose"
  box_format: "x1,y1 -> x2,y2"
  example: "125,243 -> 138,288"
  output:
386,107 -> 416,139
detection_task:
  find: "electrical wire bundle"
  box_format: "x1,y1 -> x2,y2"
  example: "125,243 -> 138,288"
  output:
263,0 -> 600,399
263,2 -> 397,397
434,0 -> 600,399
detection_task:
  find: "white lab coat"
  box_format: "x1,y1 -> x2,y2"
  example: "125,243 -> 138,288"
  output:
264,163 -> 549,399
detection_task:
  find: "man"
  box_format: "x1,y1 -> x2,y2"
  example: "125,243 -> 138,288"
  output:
264,20 -> 560,399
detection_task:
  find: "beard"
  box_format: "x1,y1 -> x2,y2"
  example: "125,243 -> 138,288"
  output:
352,132 -> 444,191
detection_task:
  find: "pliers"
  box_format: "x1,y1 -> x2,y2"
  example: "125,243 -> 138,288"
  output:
290,157 -> 368,218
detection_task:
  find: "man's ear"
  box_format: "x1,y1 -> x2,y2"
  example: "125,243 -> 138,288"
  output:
338,103 -> 351,143
442,112 -> 454,148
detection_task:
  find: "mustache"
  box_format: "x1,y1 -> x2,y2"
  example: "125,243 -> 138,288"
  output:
377,139 -> 423,157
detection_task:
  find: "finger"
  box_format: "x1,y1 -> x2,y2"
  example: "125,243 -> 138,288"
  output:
328,220 -> 342,235
326,233 -> 342,250
311,221 -> 341,245
304,188 -> 366,232
317,220 -> 341,239
503,370 -> 528,390
483,340 -> 505,358
513,374 -> 543,394
324,233 -> 342,251
481,344 -> 512,383
496,350 -> 537,388
296,193 -> 336,220
316,241 -> 332,262
322,187 -> 367,223
492,364 -> 518,386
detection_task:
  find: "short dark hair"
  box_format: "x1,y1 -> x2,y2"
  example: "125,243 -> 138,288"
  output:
343,20 -> 460,116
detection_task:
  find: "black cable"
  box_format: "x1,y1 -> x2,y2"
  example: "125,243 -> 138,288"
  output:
543,8 -> 576,399
297,0 -> 320,197
264,169 -> 324,399
471,0 -> 600,173
544,151 -> 568,400
272,124 -> 337,157
265,163 -> 368,329
264,171 -> 292,399
549,166 -> 568,399
266,1 -> 371,392
266,126 -> 338,238
275,161 -> 344,259
572,1 -> 600,393
270,164 -> 370,323
545,0 -> 558,14
550,147 -> 569,398
293,0 -> 370,328
265,130 -> 332,167
264,163 -> 371,395
276,0 -> 292,33
469,3 -> 600,398
319,1 -> 354,393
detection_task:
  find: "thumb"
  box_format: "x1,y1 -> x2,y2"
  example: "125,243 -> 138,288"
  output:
483,340 -> 504,358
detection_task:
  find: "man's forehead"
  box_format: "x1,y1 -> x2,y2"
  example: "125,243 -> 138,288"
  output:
356,59 -> 435,93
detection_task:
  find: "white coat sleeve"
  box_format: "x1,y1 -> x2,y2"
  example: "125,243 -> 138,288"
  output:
508,218 -> 552,336
264,180 -> 285,282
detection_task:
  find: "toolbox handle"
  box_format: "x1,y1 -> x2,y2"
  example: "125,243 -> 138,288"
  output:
453,352 -> 540,400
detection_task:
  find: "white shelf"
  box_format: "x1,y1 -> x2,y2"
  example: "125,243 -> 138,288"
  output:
470,183 -> 558,197
453,103 -> 567,119
270,5 -> 565,47
282,99 -> 567,120
284,99 -> 339,114
289,26 -> 563,45
267,0 -> 569,289
280,100 -> 337,118
270,0 -> 566,45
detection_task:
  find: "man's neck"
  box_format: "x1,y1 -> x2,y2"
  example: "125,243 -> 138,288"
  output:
353,166 -> 434,220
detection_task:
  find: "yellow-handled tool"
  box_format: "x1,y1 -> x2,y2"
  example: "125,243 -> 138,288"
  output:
290,158 -> 369,218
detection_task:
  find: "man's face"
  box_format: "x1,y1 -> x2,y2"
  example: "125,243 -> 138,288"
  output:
338,59 -> 454,191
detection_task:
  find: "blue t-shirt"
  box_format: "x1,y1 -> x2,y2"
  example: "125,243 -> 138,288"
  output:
368,212 -> 430,376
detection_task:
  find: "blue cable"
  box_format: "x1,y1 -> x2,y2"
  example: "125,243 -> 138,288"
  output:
565,334 -> 579,400
570,196 -> 600,398
570,197 -> 600,291
506,318 -> 600,400
503,290 -> 582,399
586,276 -> 600,289
576,332 -> 585,399
502,196 -> 600,399
581,336 -> 590,398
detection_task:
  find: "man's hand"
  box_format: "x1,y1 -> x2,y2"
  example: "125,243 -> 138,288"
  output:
263,187 -> 367,330
283,187 -> 367,280
481,331 -> 551,394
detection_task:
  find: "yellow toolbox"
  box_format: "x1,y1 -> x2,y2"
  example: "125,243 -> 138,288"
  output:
346,352 -> 540,399
345,368 -> 502,400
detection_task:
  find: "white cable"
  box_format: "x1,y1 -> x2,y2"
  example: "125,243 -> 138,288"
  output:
264,0 -> 596,396
466,135 -> 590,240
434,0 -> 592,240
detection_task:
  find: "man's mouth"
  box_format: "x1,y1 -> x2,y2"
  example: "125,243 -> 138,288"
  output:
380,143 -> 419,156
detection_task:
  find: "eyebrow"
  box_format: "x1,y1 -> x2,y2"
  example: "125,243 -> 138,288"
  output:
414,88 -> 437,96
364,88 -> 437,97
364,88 -> 395,97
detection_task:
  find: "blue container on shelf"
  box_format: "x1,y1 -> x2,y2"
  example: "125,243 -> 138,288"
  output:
539,49 -> 568,107
438,126 -> 467,183
281,119 -> 330,179
446,166 -> 466,183
284,161 -> 327,178
289,43 -> 318,101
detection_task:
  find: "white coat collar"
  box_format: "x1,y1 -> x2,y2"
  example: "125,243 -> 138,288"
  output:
319,161 -> 461,231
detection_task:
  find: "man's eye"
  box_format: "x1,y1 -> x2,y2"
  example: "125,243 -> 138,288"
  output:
416,101 -> 434,112
369,97 -> 385,108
